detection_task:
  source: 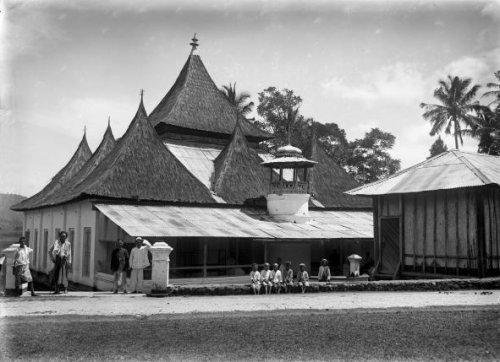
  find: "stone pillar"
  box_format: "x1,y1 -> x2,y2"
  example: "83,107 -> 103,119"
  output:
348,254 -> 362,277
1,244 -> 26,296
149,242 -> 173,296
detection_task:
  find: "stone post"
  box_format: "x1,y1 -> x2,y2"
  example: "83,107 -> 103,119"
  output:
1,244 -> 26,296
347,254 -> 362,277
148,242 -> 173,296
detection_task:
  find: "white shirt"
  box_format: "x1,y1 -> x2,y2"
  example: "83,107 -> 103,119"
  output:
50,240 -> 72,264
250,270 -> 261,283
271,270 -> 282,283
129,240 -> 151,269
260,269 -> 271,282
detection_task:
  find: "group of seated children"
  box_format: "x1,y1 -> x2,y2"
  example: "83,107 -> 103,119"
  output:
250,260 -> 319,294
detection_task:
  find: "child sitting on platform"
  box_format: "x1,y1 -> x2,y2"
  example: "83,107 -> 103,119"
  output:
297,263 -> 310,293
270,263 -> 283,293
260,262 -> 272,294
283,261 -> 294,293
249,263 -> 261,295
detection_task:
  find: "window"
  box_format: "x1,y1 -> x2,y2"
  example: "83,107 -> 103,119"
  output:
43,229 -> 49,270
68,228 -> 75,267
55,228 -> 61,241
33,229 -> 38,266
82,227 -> 91,277
25,229 -> 30,242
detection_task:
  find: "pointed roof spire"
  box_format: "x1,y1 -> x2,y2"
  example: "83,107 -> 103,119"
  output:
37,93 -> 215,206
190,33 -> 199,54
148,40 -> 271,141
107,116 -> 111,128
12,130 -> 93,210
212,116 -> 269,204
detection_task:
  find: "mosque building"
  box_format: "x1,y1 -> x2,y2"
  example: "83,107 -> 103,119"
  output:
12,36 -> 373,289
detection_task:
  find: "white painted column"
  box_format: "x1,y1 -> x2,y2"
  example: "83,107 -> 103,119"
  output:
150,242 -> 173,293
348,254 -> 362,277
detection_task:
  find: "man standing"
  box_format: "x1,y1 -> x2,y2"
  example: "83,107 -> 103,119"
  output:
110,239 -> 129,294
49,231 -> 72,294
128,237 -> 151,293
14,236 -> 36,296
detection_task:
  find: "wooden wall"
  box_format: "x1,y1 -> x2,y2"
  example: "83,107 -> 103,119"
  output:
375,186 -> 500,277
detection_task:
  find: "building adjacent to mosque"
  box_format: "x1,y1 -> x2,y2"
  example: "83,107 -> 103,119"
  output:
12,38 -> 373,289
348,150 -> 500,279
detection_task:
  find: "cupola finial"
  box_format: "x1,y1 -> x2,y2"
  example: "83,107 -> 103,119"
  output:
190,33 -> 199,53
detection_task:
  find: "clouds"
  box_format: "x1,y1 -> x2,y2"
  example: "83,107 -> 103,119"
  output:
321,62 -> 426,104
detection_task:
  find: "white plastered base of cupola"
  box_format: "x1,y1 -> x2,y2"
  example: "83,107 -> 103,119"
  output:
266,193 -> 311,223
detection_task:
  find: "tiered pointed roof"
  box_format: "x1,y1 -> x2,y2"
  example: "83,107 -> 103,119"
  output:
308,140 -> 372,209
40,120 -> 117,207
212,118 -> 270,204
148,49 -> 270,141
49,96 -> 214,206
12,132 -> 92,210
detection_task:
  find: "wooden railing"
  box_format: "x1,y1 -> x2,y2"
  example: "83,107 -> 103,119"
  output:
270,181 -> 309,194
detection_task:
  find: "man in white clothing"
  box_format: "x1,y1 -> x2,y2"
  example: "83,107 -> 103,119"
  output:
128,237 -> 151,293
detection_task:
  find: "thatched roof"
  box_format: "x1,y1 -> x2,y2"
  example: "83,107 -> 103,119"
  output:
36,121 -> 117,208
148,51 -> 270,142
51,97 -> 214,206
12,132 -> 92,211
212,118 -> 270,204
308,140 -> 372,209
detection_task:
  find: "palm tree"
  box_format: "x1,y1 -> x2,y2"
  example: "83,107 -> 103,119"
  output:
482,71 -> 500,107
420,75 -> 480,149
464,105 -> 500,154
220,83 -> 254,119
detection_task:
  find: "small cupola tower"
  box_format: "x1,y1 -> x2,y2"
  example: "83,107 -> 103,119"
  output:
261,144 -> 317,223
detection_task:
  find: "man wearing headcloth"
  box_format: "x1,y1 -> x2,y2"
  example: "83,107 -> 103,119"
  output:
49,230 -> 72,294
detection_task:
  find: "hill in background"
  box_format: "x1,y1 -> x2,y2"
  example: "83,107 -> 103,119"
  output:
0,193 -> 26,250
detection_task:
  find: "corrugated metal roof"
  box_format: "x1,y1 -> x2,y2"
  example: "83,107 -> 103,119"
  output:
347,150 -> 500,196
95,204 -> 373,239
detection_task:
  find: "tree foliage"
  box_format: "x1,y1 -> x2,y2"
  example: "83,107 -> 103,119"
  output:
420,75 -> 480,149
256,87 -> 400,184
428,136 -> 448,158
465,105 -> 500,155
345,128 -> 401,184
220,83 -> 254,119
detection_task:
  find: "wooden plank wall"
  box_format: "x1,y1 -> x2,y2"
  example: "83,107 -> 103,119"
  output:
484,187 -> 500,271
379,190 -> 481,275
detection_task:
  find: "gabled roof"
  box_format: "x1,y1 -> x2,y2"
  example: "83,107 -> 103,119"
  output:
346,149 -> 500,196
54,97 -> 215,205
148,51 -> 271,141
308,140 -> 372,208
212,118 -> 270,204
12,132 -> 92,211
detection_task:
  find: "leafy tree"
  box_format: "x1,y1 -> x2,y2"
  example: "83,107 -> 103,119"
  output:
482,71 -> 500,107
420,75 -> 480,149
428,136 -> 448,158
464,105 -> 500,155
345,128 -> 401,184
256,87 -> 303,146
255,87 -> 400,183
220,83 -> 254,119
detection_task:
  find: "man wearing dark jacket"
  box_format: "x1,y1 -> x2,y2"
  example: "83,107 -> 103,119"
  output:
111,239 -> 129,294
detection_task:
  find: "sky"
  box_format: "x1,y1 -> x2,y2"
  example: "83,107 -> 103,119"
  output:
0,0 -> 499,196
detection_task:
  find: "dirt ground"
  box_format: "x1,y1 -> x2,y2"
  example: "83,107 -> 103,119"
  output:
1,290 -> 499,317
1,306 -> 499,360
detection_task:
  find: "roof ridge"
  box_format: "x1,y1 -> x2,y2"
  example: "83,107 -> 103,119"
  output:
213,116 -> 245,193
347,149 -> 452,194
452,150 -> 492,185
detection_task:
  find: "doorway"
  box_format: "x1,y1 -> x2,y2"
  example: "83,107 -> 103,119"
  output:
379,217 -> 400,275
